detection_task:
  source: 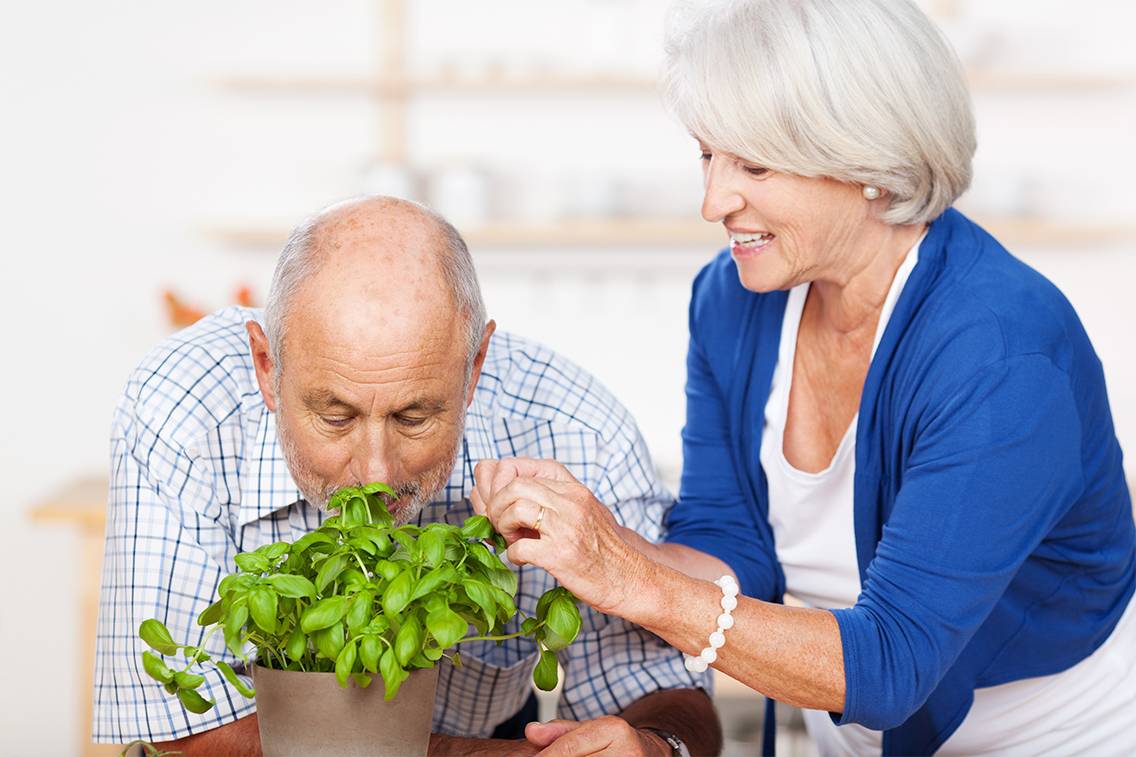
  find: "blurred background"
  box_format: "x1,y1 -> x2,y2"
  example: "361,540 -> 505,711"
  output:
1,1 -> 1133,755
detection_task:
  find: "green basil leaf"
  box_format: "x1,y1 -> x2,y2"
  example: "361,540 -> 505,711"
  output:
409,566 -> 449,604
224,604 -> 249,657
346,591 -> 373,634
285,629 -> 308,661
172,670 -> 206,689
359,635 -> 382,673
535,588 -> 557,618
197,599 -> 225,628
382,571 -> 414,616
141,650 -> 175,684
391,530 -> 421,561
533,649 -> 559,692
263,542 -> 290,560
425,608 -> 468,649
316,553 -> 350,594
376,559 -> 400,582
380,647 -> 404,701
353,526 -> 391,555
490,586 -> 516,625
347,536 -> 377,556
352,671 -> 372,688
451,650 -> 463,669
344,498 -> 370,528
521,617 -> 539,636
395,616 -> 424,666
300,596 -> 346,634
362,481 -> 397,498
460,515 -> 494,541
537,624 -> 571,653
365,615 -> 391,636
216,660 -> 255,698
266,574 -> 316,600
545,596 -> 582,647
461,579 -> 496,621
419,531 -> 445,567
335,641 -> 357,689
176,687 -> 216,714
233,552 -> 269,574
291,531 -> 334,554
313,623 -> 345,661
467,541 -> 503,571
484,566 -> 518,598
139,620 -> 180,656
340,568 -> 370,589
248,585 -> 278,633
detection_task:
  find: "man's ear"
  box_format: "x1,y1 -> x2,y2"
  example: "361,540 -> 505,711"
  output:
246,321 -> 278,412
465,320 -> 496,408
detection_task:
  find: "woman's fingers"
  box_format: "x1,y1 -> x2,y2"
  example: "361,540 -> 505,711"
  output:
476,474 -> 641,616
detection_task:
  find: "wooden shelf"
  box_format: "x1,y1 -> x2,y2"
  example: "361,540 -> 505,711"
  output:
206,218 -> 727,249
206,216 -> 1134,251
971,217 -> 1136,245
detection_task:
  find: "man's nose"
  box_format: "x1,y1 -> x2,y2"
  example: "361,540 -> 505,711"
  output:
352,428 -> 398,487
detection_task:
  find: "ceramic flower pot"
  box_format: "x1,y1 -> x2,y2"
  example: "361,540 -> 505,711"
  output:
251,663 -> 440,757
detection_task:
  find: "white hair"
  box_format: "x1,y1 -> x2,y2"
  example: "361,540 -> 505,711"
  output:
261,196 -> 487,383
662,0 -> 976,225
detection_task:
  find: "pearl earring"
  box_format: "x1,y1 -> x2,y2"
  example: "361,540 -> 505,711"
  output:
862,186 -> 881,200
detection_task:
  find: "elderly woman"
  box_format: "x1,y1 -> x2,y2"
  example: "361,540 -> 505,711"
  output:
473,0 -> 1136,755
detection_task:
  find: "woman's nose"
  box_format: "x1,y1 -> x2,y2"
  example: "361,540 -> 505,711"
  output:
701,157 -> 745,223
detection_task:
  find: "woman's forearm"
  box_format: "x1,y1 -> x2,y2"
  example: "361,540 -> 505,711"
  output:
615,557 -> 847,714
618,528 -> 738,584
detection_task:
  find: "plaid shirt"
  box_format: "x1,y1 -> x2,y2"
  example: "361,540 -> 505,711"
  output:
92,306 -> 708,743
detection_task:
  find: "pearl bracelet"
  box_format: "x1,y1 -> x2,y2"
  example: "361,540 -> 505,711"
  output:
683,575 -> 739,673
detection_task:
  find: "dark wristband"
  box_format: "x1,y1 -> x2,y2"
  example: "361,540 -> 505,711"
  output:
639,726 -> 691,757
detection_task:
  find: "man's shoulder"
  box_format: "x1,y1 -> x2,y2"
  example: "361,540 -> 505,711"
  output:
473,330 -> 630,438
118,306 -> 265,435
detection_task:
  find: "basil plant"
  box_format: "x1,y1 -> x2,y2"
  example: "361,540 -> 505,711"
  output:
139,482 -> 581,712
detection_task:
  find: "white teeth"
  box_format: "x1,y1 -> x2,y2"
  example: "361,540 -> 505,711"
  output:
731,232 -> 774,246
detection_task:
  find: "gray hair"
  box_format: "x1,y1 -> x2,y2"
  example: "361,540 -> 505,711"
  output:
662,0 -> 975,225
261,196 -> 487,381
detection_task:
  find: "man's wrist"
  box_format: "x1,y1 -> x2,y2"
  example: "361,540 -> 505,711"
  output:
638,726 -> 691,757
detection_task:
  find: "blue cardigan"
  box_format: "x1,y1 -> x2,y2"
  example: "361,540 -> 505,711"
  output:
667,208 -> 1136,754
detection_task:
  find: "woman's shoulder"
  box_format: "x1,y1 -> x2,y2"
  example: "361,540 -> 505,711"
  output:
921,212 -> 1087,368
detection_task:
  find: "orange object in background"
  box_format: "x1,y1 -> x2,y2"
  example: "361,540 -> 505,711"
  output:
163,286 -> 259,328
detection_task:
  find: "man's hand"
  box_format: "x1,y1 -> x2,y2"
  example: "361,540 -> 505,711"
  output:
524,717 -> 673,756
428,732 -> 541,756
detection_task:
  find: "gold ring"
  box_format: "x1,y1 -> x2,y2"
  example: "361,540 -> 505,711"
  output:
533,505 -> 546,533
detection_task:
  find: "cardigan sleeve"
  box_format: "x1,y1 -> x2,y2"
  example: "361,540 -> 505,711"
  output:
665,259 -> 782,601
833,353 -> 1085,730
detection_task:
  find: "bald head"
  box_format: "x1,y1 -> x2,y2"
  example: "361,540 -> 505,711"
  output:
262,196 -> 487,384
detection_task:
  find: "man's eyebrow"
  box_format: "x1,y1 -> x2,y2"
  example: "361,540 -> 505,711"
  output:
395,398 -> 448,414
300,391 -> 448,415
301,390 -> 357,411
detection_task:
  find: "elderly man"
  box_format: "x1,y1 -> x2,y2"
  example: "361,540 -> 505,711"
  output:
92,196 -> 720,756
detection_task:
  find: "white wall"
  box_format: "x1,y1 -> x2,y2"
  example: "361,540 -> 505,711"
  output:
1,1 -> 1133,755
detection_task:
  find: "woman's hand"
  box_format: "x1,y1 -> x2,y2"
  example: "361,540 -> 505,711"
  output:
471,458 -> 650,618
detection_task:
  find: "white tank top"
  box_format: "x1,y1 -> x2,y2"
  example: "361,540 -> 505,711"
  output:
760,238 -> 1136,755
